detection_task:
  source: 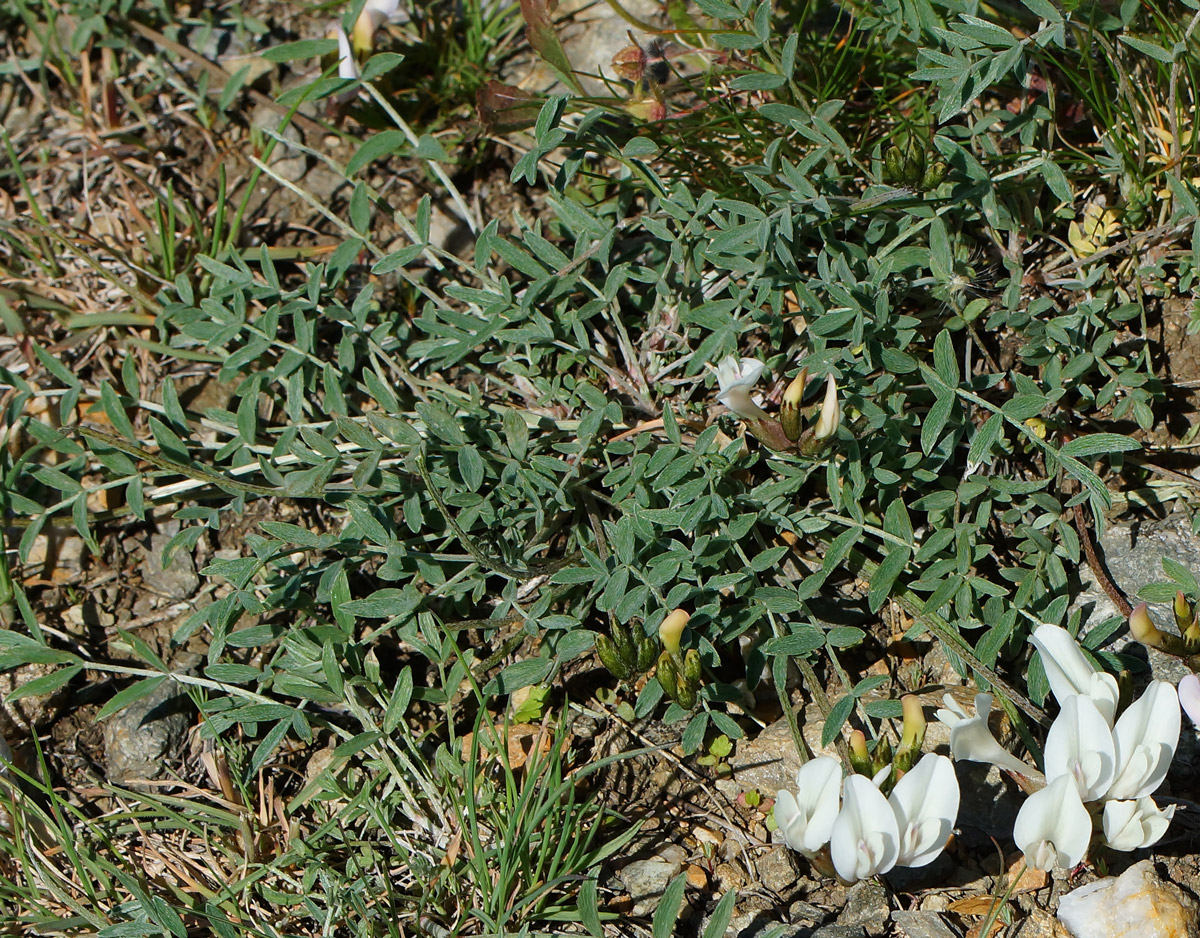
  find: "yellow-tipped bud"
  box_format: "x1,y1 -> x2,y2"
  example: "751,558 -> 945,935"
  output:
1175,591 -> 1195,633
658,609 -> 689,657
1129,603 -> 1165,647
813,374 -> 841,441
848,729 -> 873,776
780,368 -> 808,442
900,695 -> 926,751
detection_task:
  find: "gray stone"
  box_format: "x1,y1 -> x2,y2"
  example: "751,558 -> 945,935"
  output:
891,911 -> 961,938
1074,515 -> 1198,685
0,661 -> 70,740
144,526 -> 199,600
812,926 -> 868,938
758,845 -> 802,895
790,901 -> 823,925
1072,514 -> 1200,775
183,24 -> 249,63
722,893 -> 795,938
1013,908 -> 1071,938
104,678 -> 192,787
731,711 -> 838,800
512,0 -> 663,95
837,881 -> 890,936
616,856 -> 683,917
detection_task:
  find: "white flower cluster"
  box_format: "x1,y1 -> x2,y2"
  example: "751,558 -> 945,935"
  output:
774,752 -> 959,882
938,624 -> 1181,870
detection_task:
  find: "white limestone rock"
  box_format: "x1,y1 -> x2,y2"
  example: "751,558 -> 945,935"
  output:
1057,860 -> 1198,938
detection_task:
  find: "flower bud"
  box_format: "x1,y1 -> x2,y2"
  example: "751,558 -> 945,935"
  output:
683,647 -> 702,689
659,609 -> 689,657
813,374 -> 841,441
636,632 -> 658,672
780,368 -> 808,442
657,650 -> 680,699
595,634 -> 631,682
611,620 -> 635,667
1175,591 -> 1190,627
900,695 -> 926,752
848,730 -> 872,776
1129,603 -> 1165,648
921,160 -> 948,190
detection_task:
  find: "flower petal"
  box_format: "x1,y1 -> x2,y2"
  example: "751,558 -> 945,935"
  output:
889,754 -> 959,868
774,756 -> 842,855
1013,774 -> 1092,871
1043,695 -> 1115,802
830,774 -> 900,882
715,386 -> 771,422
335,26 -> 359,80
1102,797 -> 1175,851
1107,681 -> 1180,800
947,699 -> 1040,778
1029,624 -> 1118,723
1179,674 -> 1200,728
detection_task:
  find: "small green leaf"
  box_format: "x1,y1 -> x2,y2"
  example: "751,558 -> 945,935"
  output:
821,694 -> 855,747
868,547 -> 911,612
262,38 -> 337,62
579,877 -> 602,937
652,874 -> 688,938
703,888 -> 737,938
94,676 -> 168,722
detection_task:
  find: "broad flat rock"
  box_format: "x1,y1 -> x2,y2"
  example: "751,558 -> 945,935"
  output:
1056,860 -> 1199,938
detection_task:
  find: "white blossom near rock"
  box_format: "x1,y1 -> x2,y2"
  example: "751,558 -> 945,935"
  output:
1029,623 -> 1119,725
935,692 -> 1041,778
1012,773 -> 1092,871
829,774 -> 900,882
1102,797 -> 1176,852
888,753 -> 959,868
1057,859 -> 1199,938
713,356 -> 770,422
1106,680 -> 1180,800
774,755 -> 841,856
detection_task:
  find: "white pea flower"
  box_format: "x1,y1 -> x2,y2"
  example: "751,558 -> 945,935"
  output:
1013,773 -> 1092,871
1102,797 -> 1176,852
888,753 -> 959,868
713,356 -> 770,422
1029,623 -> 1119,725
1042,694 -> 1116,802
936,693 -> 1040,778
829,774 -> 900,882
774,756 -> 841,856
1106,680 -> 1180,801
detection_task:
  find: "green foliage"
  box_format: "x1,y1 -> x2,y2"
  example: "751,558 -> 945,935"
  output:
3,0 -> 1199,930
